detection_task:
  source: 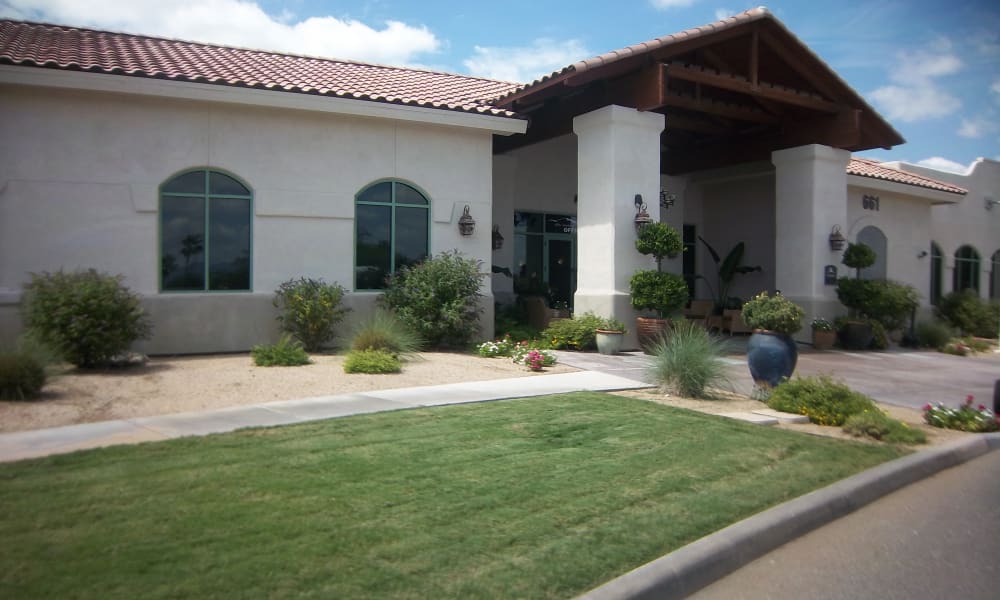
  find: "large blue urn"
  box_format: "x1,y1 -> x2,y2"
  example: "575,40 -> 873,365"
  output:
746,331 -> 798,389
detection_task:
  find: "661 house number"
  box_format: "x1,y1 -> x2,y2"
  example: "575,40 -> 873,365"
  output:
862,194 -> 880,211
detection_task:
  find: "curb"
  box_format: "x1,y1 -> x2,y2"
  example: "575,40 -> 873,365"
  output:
577,432 -> 1000,600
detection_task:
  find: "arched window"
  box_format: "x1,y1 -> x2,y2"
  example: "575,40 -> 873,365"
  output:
991,250 -> 1000,300
857,226 -> 887,280
355,180 -> 429,290
953,245 -> 980,293
930,242 -> 943,306
160,169 -> 252,291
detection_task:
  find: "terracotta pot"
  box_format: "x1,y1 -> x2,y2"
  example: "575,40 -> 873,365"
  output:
595,330 -> 625,355
636,317 -> 670,353
812,329 -> 836,350
839,321 -> 873,350
747,330 -> 798,389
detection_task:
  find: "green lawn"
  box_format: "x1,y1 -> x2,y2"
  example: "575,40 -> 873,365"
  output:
0,392 -> 906,599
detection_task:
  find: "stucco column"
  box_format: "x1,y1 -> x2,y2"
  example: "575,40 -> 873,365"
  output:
573,105 -> 665,349
771,144 -> 851,340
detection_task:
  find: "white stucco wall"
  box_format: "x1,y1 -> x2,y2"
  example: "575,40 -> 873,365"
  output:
886,159 -> 1000,299
0,84 -> 497,353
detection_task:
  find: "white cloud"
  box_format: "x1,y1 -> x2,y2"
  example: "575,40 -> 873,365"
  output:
869,43 -> 963,122
992,80 -> 1000,99
1,0 -> 442,66
957,115 -> 999,139
915,156 -> 970,174
650,0 -> 698,9
714,8 -> 734,20
463,38 -> 589,83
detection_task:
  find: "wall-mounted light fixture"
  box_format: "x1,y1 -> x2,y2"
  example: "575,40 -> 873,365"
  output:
917,250 -> 929,259
458,205 -> 476,236
491,225 -> 504,250
986,197 -> 999,210
660,189 -> 676,210
828,225 -> 846,251
634,194 -> 653,230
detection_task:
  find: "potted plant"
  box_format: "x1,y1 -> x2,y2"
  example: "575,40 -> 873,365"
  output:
629,222 -> 687,350
836,242 -> 877,350
811,317 -> 836,350
741,291 -> 804,389
594,317 -> 627,355
697,238 -> 762,315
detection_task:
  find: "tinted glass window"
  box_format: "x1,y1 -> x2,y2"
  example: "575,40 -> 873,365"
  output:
161,196 -> 206,290
356,204 -> 392,290
354,181 -> 429,290
208,198 -> 251,290
209,172 -> 250,196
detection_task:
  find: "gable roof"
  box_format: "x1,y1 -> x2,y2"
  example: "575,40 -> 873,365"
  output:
847,158 -> 966,195
0,19 -> 522,118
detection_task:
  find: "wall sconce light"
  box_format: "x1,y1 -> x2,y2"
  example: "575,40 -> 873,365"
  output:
917,250 -> 929,259
986,197 -> 999,210
660,189 -> 676,210
492,225 -> 504,251
634,194 -> 653,230
458,205 -> 476,236
828,225 -> 846,251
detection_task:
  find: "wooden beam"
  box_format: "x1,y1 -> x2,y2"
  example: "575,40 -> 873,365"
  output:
666,62 -> 846,113
662,90 -> 780,124
750,26 -> 759,88
702,47 -> 781,115
756,26 -> 844,101
610,63 -> 667,111
664,113 -> 733,136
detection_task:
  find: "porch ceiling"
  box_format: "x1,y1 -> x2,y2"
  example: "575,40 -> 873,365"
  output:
492,8 -> 904,175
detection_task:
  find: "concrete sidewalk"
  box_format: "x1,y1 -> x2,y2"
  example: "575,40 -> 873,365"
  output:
0,370 -> 650,463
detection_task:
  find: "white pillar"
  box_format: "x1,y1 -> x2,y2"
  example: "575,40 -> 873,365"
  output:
573,105 -> 665,349
771,144 -> 851,341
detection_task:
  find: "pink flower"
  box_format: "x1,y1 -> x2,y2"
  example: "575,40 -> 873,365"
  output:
922,403 -> 932,412
979,405 -> 987,411
965,395 -> 975,405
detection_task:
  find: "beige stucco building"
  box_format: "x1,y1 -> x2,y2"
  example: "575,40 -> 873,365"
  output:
1,9 -> 997,353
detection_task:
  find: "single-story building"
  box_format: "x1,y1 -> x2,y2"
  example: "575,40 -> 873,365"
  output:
1,8 -> 997,353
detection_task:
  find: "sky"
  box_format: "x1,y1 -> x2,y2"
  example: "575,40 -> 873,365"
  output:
2,0 -> 998,173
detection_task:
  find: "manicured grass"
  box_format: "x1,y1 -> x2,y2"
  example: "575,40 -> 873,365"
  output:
0,393 -> 906,599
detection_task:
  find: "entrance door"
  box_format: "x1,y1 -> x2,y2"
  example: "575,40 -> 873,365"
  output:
546,238 -> 575,309
513,211 -> 576,309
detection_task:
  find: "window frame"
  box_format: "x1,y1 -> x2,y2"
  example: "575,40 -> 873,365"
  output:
952,244 -> 981,294
930,242 -> 943,306
353,179 -> 431,291
158,168 -> 254,293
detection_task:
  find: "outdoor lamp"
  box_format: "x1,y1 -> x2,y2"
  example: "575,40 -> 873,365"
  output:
634,194 -> 653,230
660,189 -> 676,210
492,225 -> 504,250
828,225 -> 846,251
458,205 -> 476,236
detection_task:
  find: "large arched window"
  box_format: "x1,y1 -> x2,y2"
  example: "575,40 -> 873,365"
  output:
857,226 -> 887,280
930,242 -> 943,305
991,250 -> 1000,299
953,245 -> 980,293
160,169 -> 252,291
355,180 -> 429,290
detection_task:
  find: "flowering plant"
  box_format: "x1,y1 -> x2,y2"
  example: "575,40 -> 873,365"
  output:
511,342 -> 556,369
476,334 -> 516,358
810,317 -> 834,331
525,350 -> 545,371
941,340 -> 970,356
923,395 -> 1000,432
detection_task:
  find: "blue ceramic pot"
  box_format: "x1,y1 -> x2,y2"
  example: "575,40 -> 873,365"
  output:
747,331 -> 798,388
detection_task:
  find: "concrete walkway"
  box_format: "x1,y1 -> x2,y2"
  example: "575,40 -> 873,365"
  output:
0,370 -> 650,463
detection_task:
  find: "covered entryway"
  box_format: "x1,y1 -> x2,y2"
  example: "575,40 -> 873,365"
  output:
490,8 -> 904,347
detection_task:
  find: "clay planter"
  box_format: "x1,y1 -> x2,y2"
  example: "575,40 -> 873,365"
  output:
636,317 -> 669,353
595,329 -> 625,355
812,329 -> 836,350
747,330 -> 798,389
839,321 -> 874,350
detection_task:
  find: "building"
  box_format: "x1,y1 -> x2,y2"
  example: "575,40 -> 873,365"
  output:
1,8 -> 997,353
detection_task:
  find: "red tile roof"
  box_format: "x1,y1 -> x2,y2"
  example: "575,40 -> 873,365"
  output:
0,19 -> 523,119
847,158 -> 966,195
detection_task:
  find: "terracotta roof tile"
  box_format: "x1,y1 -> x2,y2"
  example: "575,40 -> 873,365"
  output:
847,158 -> 966,195
0,19 -> 523,119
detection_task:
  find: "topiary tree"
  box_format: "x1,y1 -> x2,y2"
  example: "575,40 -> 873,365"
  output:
630,222 -> 688,319
22,269 -> 152,368
841,242 -> 876,279
379,250 -> 484,349
635,222 -> 683,271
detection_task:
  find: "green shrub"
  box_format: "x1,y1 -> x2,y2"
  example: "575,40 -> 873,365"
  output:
915,320 -> 953,349
628,270 -> 690,319
343,349 -> 402,374
350,309 -> 423,357
22,269 -> 152,368
741,292 -> 804,335
935,290 -> 1000,338
0,352 -> 46,400
923,395 -> 999,432
380,251 -> 484,349
596,316 -> 627,333
767,375 -> 876,426
273,277 -> 350,352
494,304 -> 540,343
635,222 -> 683,270
843,409 -> 927,444
648,320 -> 730,398
841,242 -> 876,276
543,312 -> 605,350
251,335 -> 311,367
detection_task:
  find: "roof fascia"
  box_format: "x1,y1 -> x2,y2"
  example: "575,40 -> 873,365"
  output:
0,65 -> 527,135
847,175 -> 962,205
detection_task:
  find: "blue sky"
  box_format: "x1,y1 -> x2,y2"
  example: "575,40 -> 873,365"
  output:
2,0 -> 998,172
